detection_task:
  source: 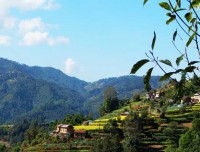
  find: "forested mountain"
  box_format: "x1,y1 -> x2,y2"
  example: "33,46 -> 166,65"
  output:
0,58 -> 161,123
23,66 -> 88,95
84,75 -> 161,115
0,58 -> 86,124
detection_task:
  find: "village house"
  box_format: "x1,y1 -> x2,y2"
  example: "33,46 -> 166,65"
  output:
53,124 -> 74,137
74,130 -> 87,139
155,91 -> 160,99
120,111 -> 130,116
146,90 -> 165,101
191,93 -> 200,103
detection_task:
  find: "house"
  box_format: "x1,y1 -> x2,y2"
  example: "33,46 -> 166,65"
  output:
74,130 -> 87,139
81,120 -> 93,126
191,93 -> 200,103
146,90 -> 165,101
53,124 -> 74,137
155,91 -> 160,99
120,111 -> 130,116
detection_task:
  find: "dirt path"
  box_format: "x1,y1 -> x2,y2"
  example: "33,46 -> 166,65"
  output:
181,122 -> 192,128
0,140 -> 10,147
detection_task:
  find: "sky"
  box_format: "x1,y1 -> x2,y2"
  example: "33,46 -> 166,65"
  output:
0,0 -> 193,82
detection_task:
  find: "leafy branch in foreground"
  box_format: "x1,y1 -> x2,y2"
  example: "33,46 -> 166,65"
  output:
131,0 -> 200,97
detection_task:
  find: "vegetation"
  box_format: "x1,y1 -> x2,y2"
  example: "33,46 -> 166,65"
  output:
2,0 -> 200,150
0,58 -> 162,124
132,0 -> 200,96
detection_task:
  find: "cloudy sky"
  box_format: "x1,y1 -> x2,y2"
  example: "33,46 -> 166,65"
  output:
0,0 -> 193,82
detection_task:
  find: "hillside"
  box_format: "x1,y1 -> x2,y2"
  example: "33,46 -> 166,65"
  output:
0,58 -> 86,124
23,66 -> 89,95
0,58 -> 162,123
84,75 -> 161,115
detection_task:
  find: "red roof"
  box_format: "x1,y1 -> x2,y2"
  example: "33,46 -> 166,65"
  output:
74,130 -> 86,134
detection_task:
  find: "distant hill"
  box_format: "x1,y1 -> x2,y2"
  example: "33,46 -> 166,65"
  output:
0,58 -> 86,124
84,75 -> 161,115
22,66 -> 88,95
0,58 -> 162,123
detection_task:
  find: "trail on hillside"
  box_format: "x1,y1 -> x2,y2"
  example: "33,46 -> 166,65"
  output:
0,140 -> 10,147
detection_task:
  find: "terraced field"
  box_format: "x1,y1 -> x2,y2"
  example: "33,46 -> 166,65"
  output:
23,103 -> 200,152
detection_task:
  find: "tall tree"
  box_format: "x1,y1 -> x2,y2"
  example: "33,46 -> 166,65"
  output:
122,112 -> 142,152
103,86 -> 119,112
103,86 -> 117,101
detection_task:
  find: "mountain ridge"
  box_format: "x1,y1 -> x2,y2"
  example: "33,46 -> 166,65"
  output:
0,58 -> 162,123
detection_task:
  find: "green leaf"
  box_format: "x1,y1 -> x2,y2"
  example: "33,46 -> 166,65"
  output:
131,59 -> 150,74
176,0 -> 181,7
176,54 -> 184,66
144,67 -> 154,90
186,32 -> 196,47
188,25 -> 193,33
190,0 -> 200,8
185,12 -> 192,22
166,16 -> 176,25
159,60 -> 173,67
175,8 -> 187,12
185,66 -> 196,72
152,31 -> 156,50
166,13 -> 175,18
159,72 -> 174,81
190,18 -> 196,24
173,29 -> 177,41
159,2 -> 171,10
143,0 -> 148,5
174,69 -> 183,74
188,61 -> 200,65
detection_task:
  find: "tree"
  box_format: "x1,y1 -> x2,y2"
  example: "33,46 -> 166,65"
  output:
103,86 -> 119,112
91,135 -> 123,152
122,112 -> 142,152
177,118 -> 200,152
132,93 -> 141,101
103,86 -> 117,101
131,0 -> 200,98
62,114 -> 86,126
0,144 -> 8,152
104,119 -> 123,138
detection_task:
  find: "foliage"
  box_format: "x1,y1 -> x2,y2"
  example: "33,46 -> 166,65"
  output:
10,119 -> 48,148
0,58 -> 86,124
176,118 -> 200,151
104,119 -> 123,138
132,93 -> 141,101
132,0 -> 200,100
0,58 -> 162,122
122,112 -> 143,152
62,114 -> 92,126
103,86 -> 119,112
91,135 -> 123,152
0,144 -> 8,152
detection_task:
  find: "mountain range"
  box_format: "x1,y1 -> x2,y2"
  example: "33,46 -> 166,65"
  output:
0,58 -> 161,124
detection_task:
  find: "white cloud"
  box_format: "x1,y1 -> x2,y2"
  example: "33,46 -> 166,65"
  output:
42,0 -> 61,10
3,17 -> 16,29
3,0 -> 60,12
0,0 -> 60,30
20,31 -> 69,46
0,0 -> 67,47
0,35 -> 11,46
64,58 -> 78,75
18,18 -> 44,34
20,31 -> 48,46
48,36 -> 69,46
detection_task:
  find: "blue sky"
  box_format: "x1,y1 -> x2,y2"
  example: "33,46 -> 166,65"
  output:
0,0 -> 190,82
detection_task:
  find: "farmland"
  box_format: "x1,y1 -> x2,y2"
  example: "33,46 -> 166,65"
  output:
17,101 -> 200,152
